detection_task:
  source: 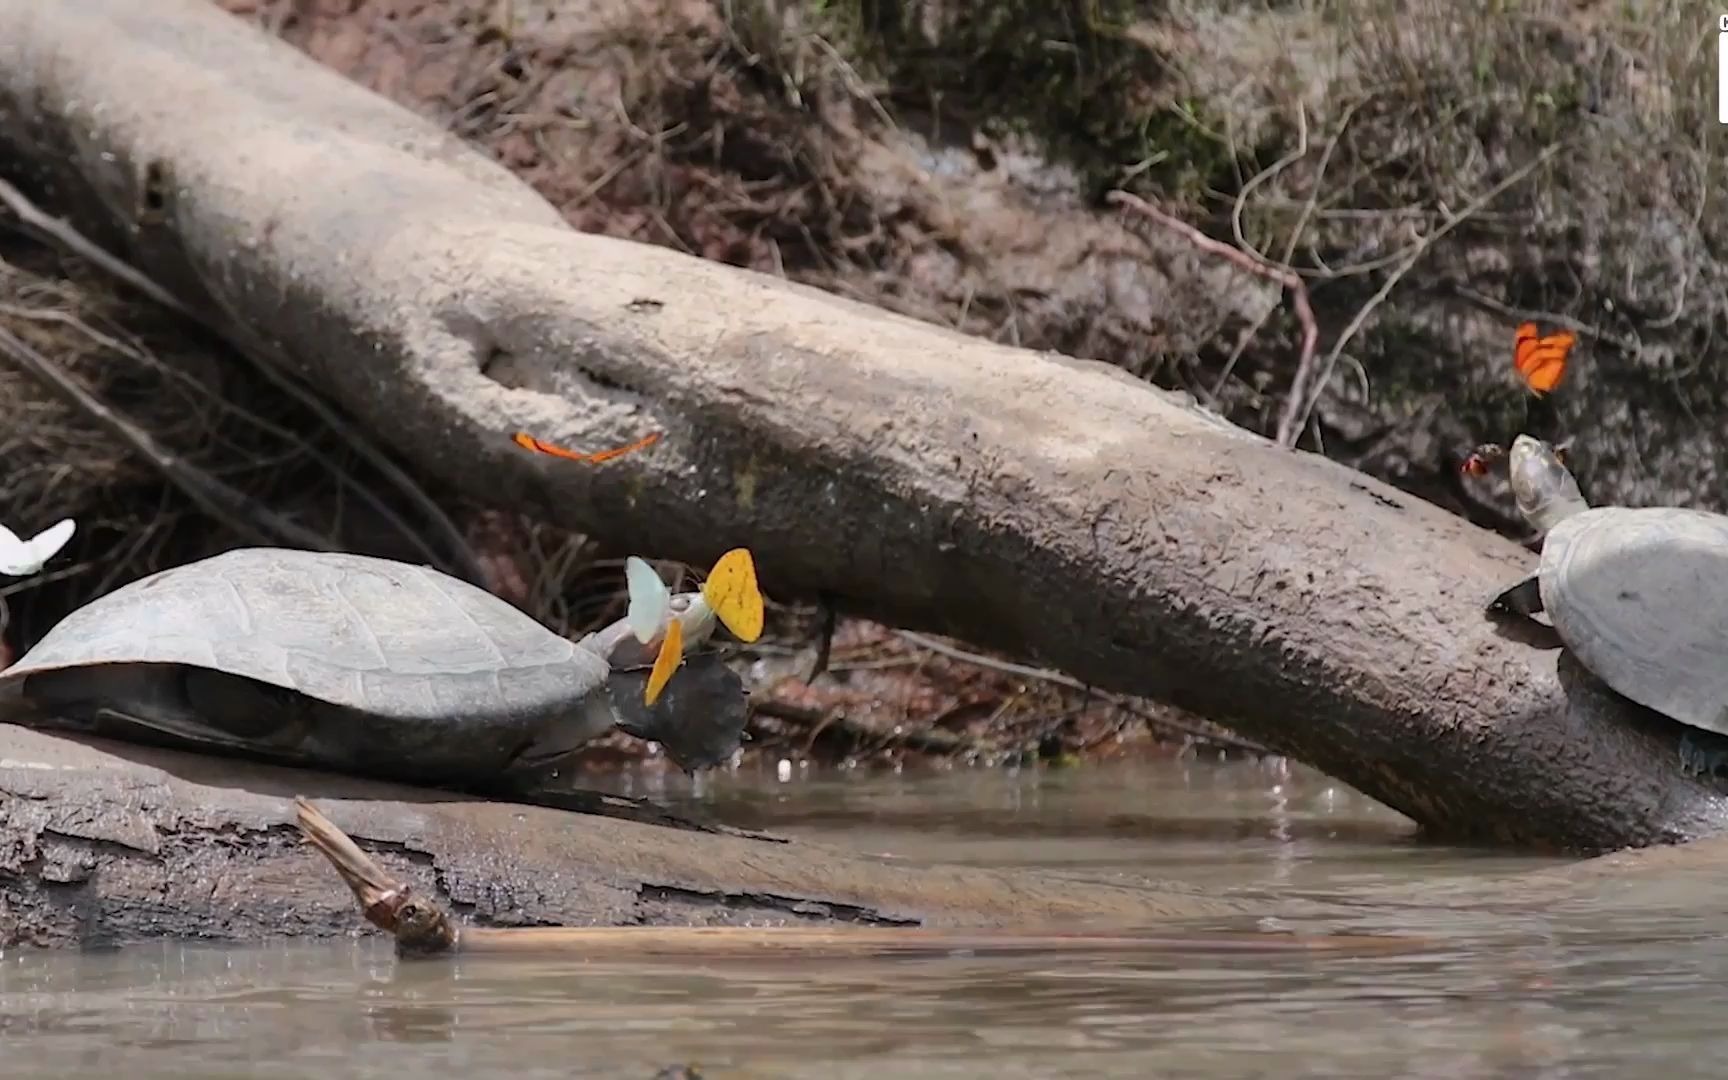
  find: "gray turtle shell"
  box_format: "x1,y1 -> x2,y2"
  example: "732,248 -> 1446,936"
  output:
1540,506 -> 1728,735
0,547 -> 613,775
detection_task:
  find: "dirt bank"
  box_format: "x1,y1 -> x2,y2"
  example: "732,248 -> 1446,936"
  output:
220,0 -> 1723,520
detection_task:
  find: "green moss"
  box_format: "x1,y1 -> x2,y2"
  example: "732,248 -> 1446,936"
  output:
809,0 -> 1238,201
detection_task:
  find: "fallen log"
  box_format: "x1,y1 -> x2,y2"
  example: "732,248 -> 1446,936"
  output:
0,722 -> 1276,949
290,798 -> 1431,959
0,0 -> 1723,851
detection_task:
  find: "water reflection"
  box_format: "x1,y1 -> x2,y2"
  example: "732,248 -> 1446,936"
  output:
4,755 -> 1727,1078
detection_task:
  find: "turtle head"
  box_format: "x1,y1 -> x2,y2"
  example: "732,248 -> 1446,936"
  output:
1507,434 -> 1588,536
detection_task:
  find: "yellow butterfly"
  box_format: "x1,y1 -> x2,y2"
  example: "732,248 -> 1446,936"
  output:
699,548 -> 764,644
627,547 -> 765,706
644,616 -> 684,707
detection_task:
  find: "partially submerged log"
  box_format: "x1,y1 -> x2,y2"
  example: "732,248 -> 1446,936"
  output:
2,716 -> 1719,950
0,0 -> 1723,851
0,721 -> 1276,949
291,798 -> 1430,959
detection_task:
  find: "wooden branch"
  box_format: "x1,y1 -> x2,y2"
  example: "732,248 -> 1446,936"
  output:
1,0 -> 1723,851
1278,143 -> 1564,445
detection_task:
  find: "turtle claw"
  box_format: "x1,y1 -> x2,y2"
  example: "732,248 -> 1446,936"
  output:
1678,731 -> 1728,780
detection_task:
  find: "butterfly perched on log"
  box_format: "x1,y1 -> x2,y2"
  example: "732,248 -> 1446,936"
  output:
512,431 -> 660,463
1512,322 -> 1575,396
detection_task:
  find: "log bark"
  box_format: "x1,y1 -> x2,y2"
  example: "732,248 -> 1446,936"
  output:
0,0 -> 1723,851
1,716 -> 1717,950
0,722 -> 1267,948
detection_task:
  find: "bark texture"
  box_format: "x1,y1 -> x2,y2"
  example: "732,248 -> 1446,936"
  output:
0,0 -> 1724,851
0,723 -> 1267,948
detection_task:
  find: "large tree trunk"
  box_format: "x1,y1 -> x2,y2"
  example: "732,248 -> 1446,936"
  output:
0,0 -> 1722,852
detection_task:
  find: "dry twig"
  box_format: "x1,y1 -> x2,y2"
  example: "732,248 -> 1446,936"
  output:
1278,142 -> 1564,445
0,175 -> 483,583
0,176 -> 192,318
750,697 -> 997,759
892,629 -> 1269,754
1107,189 -> 1319,446
0,323 -> 336,550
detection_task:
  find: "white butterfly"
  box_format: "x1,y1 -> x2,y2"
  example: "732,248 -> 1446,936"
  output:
625,555 -> 670,644
625,556 -> 721,645
0,517 -> 74,577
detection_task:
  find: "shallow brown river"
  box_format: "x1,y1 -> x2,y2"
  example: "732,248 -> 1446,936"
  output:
5,754 -> 1724,1078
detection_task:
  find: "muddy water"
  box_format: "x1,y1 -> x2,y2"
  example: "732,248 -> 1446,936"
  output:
5,754 -> 1727,1078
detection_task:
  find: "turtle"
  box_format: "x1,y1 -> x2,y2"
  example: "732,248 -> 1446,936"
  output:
1486,434 -> 1728,776
0,546 -> 754,793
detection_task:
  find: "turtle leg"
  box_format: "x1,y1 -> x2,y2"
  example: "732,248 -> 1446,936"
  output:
1487,575 -> 1544,619
1677,731 -> 1728,780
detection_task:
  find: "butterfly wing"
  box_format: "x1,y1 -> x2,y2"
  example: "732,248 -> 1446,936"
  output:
514,431 -> 660,463
585,433 -> 660,462
700,548 -> 764,643
1513,323 -> 1574,395
625,556 -> 671,644
0,524 -> 26,577
513,432 -> 586,460
0,518 -> 73,576
644,616 -> 684,706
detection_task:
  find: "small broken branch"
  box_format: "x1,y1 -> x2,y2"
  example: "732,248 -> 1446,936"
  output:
0,174 -> 193,318
1107,189 -> 1319,447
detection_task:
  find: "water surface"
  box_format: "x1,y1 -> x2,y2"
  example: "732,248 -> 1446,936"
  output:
5,754 -> 1725,1078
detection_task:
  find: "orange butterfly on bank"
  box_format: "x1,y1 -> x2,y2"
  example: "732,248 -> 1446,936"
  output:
1512,321 -> 1575,396
512,430 -> 660,463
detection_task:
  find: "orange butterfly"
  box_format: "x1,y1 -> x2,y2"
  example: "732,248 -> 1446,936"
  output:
512,431 -> 660,463
1512,322 -> 1575,395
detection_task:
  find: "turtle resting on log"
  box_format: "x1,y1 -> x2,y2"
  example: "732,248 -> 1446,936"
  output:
1487,435 -> 1728,778
0,546 -> 760,799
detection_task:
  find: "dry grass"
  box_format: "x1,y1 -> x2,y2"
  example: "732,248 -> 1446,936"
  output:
1189,1 -> 1722,494
0,244 -> 236,642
